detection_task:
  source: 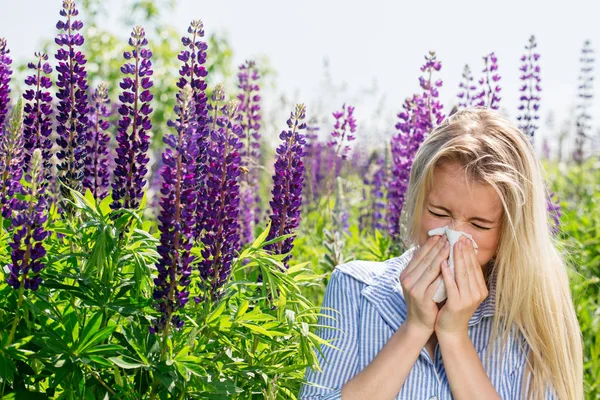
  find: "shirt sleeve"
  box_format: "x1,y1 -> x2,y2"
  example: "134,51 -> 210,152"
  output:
298,268 -> 362,399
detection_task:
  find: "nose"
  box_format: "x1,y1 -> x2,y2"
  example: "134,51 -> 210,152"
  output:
448,219 -> 467,232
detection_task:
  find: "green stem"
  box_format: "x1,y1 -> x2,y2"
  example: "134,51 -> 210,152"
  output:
7,277 -> 26,346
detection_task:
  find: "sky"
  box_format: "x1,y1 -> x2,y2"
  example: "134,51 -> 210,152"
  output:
1,0 -> 599,155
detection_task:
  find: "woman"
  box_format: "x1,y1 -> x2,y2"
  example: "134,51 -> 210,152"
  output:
298,108 -> 583,399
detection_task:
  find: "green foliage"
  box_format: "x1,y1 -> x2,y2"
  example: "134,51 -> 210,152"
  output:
545,158 -> 600,398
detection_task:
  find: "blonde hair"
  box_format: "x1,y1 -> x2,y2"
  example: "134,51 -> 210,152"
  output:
400,107 -> 583,399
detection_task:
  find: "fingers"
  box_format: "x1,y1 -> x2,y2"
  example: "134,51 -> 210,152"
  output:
425,274 -> 444,298
401,234 -> 444,282
465,239 -> 489,299
412,237 -> 450,294
440,259 -> 458,298
453,237 -> 470,297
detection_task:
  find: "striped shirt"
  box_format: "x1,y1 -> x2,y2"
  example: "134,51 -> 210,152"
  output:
298,246 -> 556,399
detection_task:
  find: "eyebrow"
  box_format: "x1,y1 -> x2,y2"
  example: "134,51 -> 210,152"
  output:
429,203 -> 497,224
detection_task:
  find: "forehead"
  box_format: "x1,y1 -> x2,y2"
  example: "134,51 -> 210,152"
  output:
428,162 -> 503,217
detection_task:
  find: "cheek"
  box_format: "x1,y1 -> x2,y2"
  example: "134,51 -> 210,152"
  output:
419,213 -> 447,246
470,231 -> 500,266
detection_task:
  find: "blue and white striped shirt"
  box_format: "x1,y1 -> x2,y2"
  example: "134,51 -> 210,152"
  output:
298,246 -> 556,399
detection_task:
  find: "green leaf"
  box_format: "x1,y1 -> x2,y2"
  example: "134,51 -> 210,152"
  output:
77,312 -> 102,351
78,326 -> 116,354
207,300 -> 227,325
250,220 -> 271,249
234,300 -> 249,321
238,322 -> 273,338
0,352 -> 16,385
109,356 -> 146,369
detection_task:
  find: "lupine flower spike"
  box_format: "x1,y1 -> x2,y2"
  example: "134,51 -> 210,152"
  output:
265,104 -> 307,267
517,36 -> 542,141
112,26 -> 153,211
198,85 -> 243,299
54,0 -> 89,200
388,51 -> 444,241
151,84 -> 198,334
6,149 -> 49,291
83,83 -> 111,200
0,100 -> 25,219
0,38 -> 12,128
23,52 -> 53,178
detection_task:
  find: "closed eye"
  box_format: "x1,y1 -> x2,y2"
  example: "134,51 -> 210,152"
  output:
428,210 -> 491,230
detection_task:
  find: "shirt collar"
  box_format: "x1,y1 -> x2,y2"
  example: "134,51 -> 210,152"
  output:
360,246 -> 497,332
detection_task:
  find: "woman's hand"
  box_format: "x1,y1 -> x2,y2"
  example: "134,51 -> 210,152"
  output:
399,234 -> 450,335
435,236 -> 489,338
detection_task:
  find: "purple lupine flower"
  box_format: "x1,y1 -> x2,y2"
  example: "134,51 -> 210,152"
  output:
175,20 -> 210,239
418,51 -> 445,126
199,86 -> 243,299
0,100 -> 25,219
333,177 -> 349,234
327,104 -> 357,160
237,60 -> 262,165
574,40 -> 594,165
457,64 -> 476,109
265,104 -> 307,266
388,51 -> 444,241
5,149 -> 49,291
542,137 -> 551,161
473,52 -> 502,110
111,26 -> 153,211
311,142 -> 325,202
303,117 -> 320,205
547,190 -> 561,235
151,84 -> 198,334
236,60 -> 262,245
54,0 -> 89,199
22,52 -> 53,176
0,38 -> 12,128
83,83 -> 111,200
517,36 -> 542,141
371,152 -> 387,231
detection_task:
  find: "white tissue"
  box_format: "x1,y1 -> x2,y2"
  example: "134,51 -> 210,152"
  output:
427,225 -> 478,303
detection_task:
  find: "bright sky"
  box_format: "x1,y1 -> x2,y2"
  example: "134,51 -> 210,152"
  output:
2,0 -> 599,155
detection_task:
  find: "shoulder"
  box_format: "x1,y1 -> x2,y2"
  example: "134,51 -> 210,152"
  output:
332,246 -> 418,287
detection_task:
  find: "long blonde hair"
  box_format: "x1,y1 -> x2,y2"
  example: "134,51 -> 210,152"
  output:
400,107 -> 583,400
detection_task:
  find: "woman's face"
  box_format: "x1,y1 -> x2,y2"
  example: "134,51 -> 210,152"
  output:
418,161 -> 503,271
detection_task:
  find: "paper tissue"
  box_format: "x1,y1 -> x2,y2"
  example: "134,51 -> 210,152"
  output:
427,225 -> 478,303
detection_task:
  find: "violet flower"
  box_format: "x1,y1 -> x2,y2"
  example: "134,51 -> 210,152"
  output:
265,104 -> 307,266
473,52 -> 502,110
176,20 -> 210,239
574,40 -> 594,165
387,51 -> 444,241
0,38 -> 12,128
303,118 -> 320,205
5,149 -> 49,291
111,26 -> 153,211
83,82 -> 111,200
371,152 -> 387,231
517,36 -> 542,140
327,103 -> 357,160
236,60 -> 262,245
0,100 -> 25,219
54,0 -> 89,198
151,84 -> 198,333
547,190 -> 561,236
22,52 -> 53,176
199,86 -> 243,299
457,64 -> 476,109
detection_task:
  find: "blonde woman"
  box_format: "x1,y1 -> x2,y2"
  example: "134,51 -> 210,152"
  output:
298,108 -> 583,399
